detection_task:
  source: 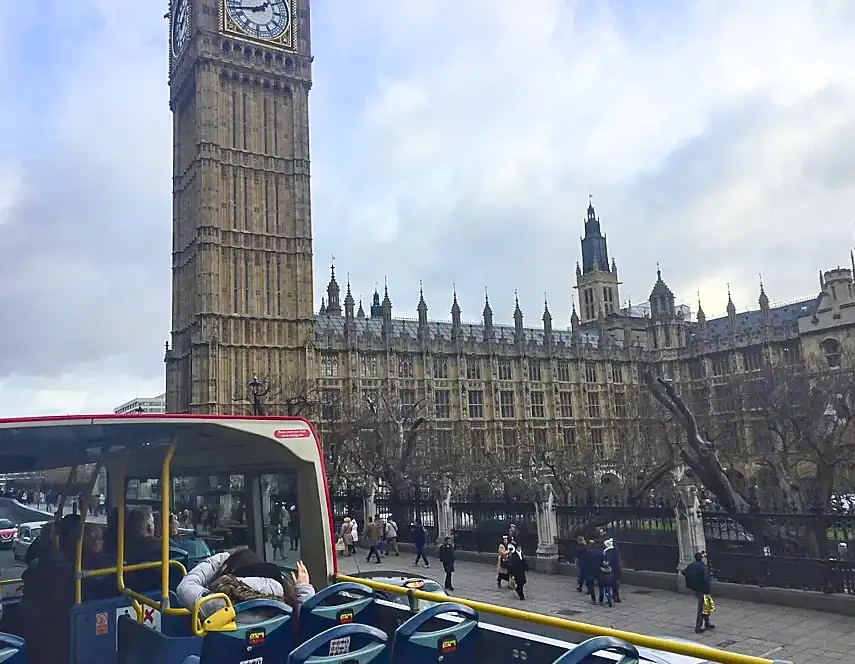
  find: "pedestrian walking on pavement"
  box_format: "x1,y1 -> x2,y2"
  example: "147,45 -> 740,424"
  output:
597,558 -> 614,607
497,535 -> 510,588
506,544 -> 529,600
582,539 -> 603,604
603,538 -> 622,603
682,551 -> 716,634
363,516 -> 382,564
412,522 -> 429,567
439,536 -> 455,591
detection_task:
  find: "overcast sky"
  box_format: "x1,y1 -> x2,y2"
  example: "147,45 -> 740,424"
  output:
1,1 -> 854,416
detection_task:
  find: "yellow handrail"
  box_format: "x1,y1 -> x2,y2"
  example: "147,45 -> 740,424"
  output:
333,574 -> 787,664
160,444 -> 175,613
74,457 -> 104,604
114,445 -> 190,617
191,593 -> 237,636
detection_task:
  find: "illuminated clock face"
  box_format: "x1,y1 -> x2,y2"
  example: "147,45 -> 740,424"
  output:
226,0 -> 290,41
171,0 -> 191,57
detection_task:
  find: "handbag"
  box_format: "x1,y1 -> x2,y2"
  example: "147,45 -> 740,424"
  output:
702,594 -> 715,616
335,538 -> 345,553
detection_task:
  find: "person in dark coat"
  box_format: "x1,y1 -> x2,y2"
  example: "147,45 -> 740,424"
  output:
682,551 -> 715,633
438,536 -> 455,590
412,522 -> 429,567
574,535 -> 587,592
581,540 -> 603,604
506,544 -> 528,600
602,538 -> 622,603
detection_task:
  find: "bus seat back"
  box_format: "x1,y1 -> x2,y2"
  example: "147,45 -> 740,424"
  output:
0,632 -> 25,664
550,636 -> 640,664
391,602 -> 480,664
116,615 -> 201,664
199,610 -> 292,664
298,582 -> 377,642
287,624 -> 387,664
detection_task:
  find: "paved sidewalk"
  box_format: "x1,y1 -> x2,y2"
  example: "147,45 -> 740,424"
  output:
337,553 -> 851,664
14,500 -> 107,524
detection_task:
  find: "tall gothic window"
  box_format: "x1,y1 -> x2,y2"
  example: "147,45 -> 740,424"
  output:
320,355 -> 339,377
433,357 -> 448,379
468,391 -> 484,419
233,255 -> 239,313
265,257 -> 272,314
398,356 -> 414,378
243,256 -> 250,314
231,91 -> 237,147
822,338 -> 841,368
232,171 -> 238,228
263,97 -> 269,153
264,179 -> 271,233
242,93 -> 248,149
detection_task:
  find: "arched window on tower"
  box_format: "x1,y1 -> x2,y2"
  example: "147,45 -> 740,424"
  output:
821,338 -> 841,368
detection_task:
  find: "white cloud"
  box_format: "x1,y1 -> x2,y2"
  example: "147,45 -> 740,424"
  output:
3,1 -> 855,415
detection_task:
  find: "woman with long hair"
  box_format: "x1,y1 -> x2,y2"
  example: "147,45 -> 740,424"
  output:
177,547 -> 315,619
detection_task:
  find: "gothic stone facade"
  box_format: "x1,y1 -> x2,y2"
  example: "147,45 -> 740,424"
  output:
313,202 -> 855,481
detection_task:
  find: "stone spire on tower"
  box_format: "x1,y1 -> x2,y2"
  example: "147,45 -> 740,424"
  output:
542,294 -> 553,344
726,283 -> 736,323
326,262 -> 341,315
451,286 -> 461,340
758,274 -> 769,314
482,289 -> 493,341
344,276 -> 355,319
417,282 -> 428,339
513,292 -> 524,344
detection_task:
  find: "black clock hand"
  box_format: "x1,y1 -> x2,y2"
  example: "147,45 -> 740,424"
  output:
229,1 -> 269,10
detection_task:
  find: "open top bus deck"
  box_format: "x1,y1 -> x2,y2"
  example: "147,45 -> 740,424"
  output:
0,414 -> 791,664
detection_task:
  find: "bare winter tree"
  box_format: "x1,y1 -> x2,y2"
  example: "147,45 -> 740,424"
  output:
727,350 -> 855,511
644,352 -> 855,555
232,375 -> 321,417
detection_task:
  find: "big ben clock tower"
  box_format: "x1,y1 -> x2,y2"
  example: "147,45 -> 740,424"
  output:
165,0 -> 314,414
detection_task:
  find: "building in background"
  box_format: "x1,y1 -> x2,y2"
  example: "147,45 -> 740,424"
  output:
114,394 -> 166,415
312,200 -> 855,488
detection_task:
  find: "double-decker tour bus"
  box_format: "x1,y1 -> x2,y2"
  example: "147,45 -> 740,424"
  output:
0,414 -> 789,664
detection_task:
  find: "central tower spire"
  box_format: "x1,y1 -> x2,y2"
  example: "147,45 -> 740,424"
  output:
574,196 -> 621,324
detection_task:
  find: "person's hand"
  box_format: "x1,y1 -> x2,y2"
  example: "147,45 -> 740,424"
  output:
291,560 -> 310,586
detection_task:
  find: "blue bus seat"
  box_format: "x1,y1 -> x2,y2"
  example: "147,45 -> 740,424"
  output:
0,633 -> 25,664
71,590 -> 193,664
297,583 -> 377,643
551,636 -> 640,663
287,624 -> 387,664
184,599 -> 293,664
391,602 -> 479,664
117,615 -> 201,664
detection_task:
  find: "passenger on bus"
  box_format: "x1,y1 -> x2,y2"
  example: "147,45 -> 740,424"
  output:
176,548 -> 315,618
125,506 -> 179,591
24,520 -> 57,565
21,520 -> 113,664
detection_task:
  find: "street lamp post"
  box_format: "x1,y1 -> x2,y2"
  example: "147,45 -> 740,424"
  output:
248,375 -> 264,416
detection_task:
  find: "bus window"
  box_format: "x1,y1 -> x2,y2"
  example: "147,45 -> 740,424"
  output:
260,471 -> 300,565
171,475 -> 250,551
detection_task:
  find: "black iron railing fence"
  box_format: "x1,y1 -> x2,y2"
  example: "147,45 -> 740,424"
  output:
327,490 -> 855,594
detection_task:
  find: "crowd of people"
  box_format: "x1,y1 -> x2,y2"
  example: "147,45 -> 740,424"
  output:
573,529 -> 622,607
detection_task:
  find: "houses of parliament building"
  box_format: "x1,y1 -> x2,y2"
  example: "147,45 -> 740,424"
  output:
162,1 -> 854,480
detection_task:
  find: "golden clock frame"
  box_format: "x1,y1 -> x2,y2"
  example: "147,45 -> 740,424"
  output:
219,0 -> 297,52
